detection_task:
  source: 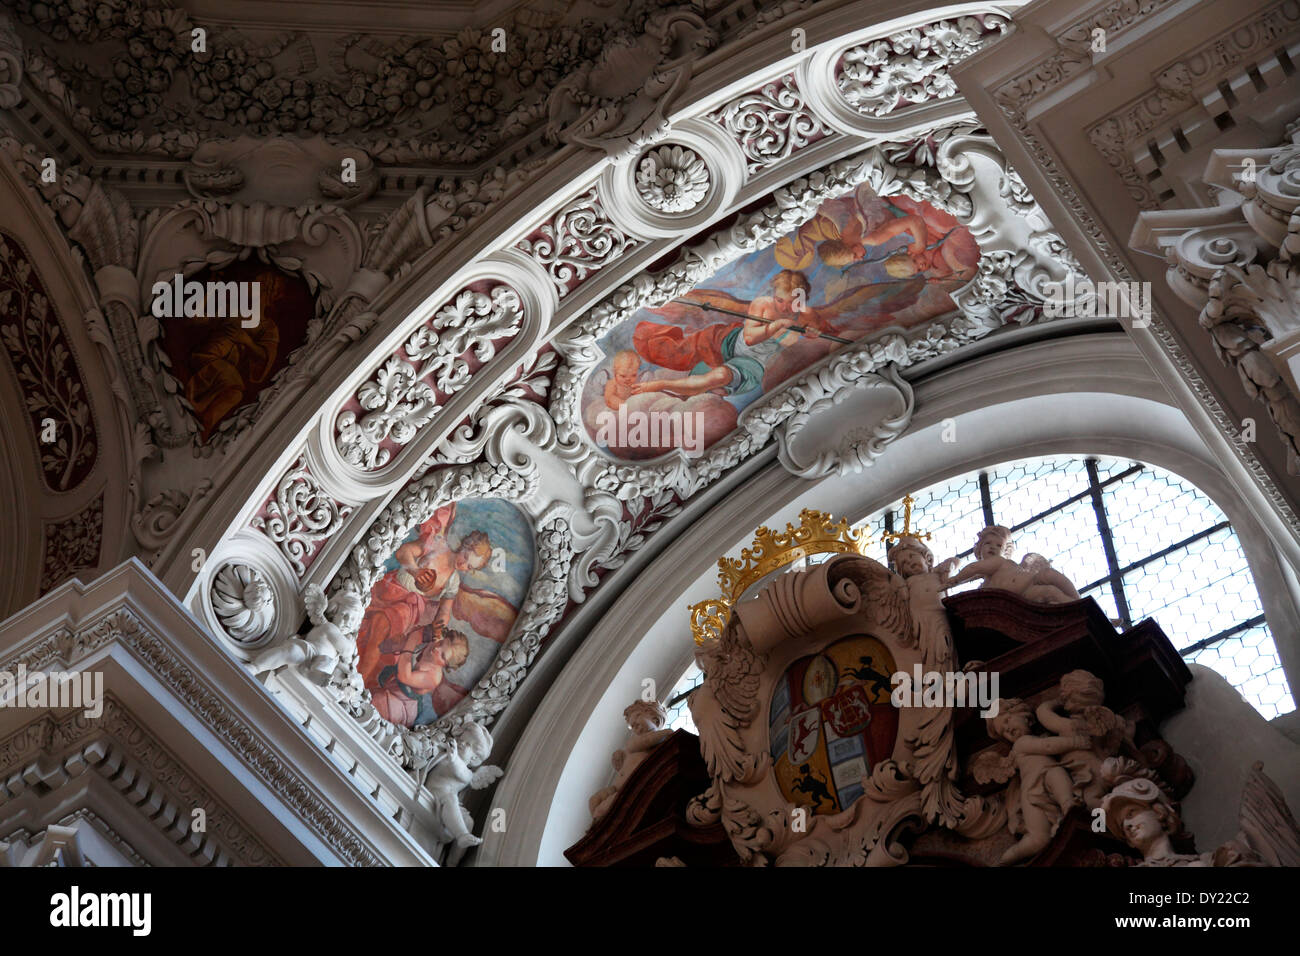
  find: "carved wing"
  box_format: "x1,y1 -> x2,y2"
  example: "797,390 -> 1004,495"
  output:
1018,553 -> 1051,576
851,561 -> 912,639
689,682 -> 770,785
1080,705 -> 1120,738
691,624 -> 768,785
470,765 -> 504,790
303,582 -> 328,627
1237,762 -> 1300,866
970,748 -> 1016,785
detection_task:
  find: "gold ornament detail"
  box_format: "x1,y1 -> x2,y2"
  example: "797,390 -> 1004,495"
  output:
879,494 -> 932,548
689,509 -> 870,644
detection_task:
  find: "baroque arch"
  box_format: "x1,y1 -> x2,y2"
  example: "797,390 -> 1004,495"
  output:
482,333 -> 1300,865
1,0 -> 1298,869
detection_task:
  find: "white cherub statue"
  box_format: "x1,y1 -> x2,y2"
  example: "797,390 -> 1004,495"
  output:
248,584 -> 364,683
424,722 -> 504,866
946,525 -> 1080,605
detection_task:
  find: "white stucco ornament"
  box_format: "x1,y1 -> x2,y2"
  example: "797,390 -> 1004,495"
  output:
210,563 -> 275,645
424,722 -> 504,866
248,583 -> 364,683
635,145 -> 710,213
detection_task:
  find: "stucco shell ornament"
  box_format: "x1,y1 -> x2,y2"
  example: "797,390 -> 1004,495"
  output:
635,145 -> 711,213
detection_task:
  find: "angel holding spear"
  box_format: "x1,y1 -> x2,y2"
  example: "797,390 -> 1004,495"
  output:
629,267 -> 923,401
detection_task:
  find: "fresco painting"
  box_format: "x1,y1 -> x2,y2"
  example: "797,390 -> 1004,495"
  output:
157,258 -> 315,442
354,499 -> 534,728
582,185 -> 980,459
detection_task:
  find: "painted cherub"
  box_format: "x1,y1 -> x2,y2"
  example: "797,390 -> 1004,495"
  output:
973,698 -> 1091,865
424,722 -> 504,866
588,699 -> 675,823
603,350 -> 646,410
945,526 -> 1081,605
1035,670 -> 1133,809
249,584 -> 364,683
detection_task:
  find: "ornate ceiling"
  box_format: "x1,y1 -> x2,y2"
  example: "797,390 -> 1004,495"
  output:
13,0 -> 1298,866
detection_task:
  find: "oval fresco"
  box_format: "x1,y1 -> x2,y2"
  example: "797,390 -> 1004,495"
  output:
354,499 -> 535,728
582,185 -> 979,459
768,634 -> 899,816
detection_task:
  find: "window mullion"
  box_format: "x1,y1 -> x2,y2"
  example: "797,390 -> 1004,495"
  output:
979,472 -> 995,526
1086,458 -> 1133,628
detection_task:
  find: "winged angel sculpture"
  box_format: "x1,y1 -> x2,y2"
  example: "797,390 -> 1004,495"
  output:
422,722 -> 504,866
249,583 -> 364,682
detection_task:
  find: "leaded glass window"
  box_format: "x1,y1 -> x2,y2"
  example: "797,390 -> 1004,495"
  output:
663,455 -> 1294,729
865,456 -> 1294,720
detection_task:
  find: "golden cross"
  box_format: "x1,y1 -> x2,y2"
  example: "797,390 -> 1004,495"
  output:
880,494 -> 932,545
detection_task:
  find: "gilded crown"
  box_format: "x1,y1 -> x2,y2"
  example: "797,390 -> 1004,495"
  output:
689,509 -> 869,645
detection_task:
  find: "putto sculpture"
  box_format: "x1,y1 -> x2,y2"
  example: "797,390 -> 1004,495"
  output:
946,525 -> 1080,604
424,722 -> 504,867
1036,671 -> 1133,809
248,583 -> 364,683
588,699 -> 675,824
974,698 -> 1090,865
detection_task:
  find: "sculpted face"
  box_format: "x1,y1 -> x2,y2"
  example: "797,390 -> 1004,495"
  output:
337,596 -> 365,632
976,538 -> 1006,561
1001,714 -> 1029,741
894,549 -> 929,578
1120,804 -> 1164,849
630,713 -> 659,734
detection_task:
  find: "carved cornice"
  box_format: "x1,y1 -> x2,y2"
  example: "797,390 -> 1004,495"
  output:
1084,0 -> 1300,209
0,701 -> 282,866
0,605 -> 384,866
993,0 -> 1181,121
1136,121 -> 1300,475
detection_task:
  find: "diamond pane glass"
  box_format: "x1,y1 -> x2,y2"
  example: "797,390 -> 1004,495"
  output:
1104,468 -> 1227,567
665,664 -> 703,734
845,455 -> 1293,720
1012,498 -> 1110,589
987,457 -> 1090,529
1186,627 -> 1296,721
1121,527 -> 1263,648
